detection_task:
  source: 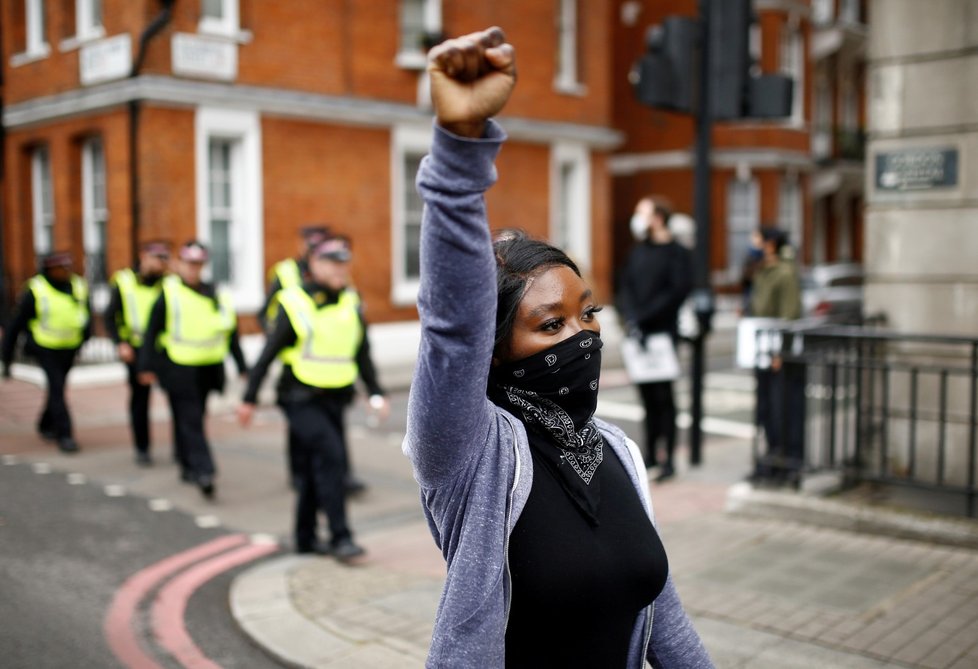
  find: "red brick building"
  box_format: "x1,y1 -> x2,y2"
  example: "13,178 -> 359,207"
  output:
0,0 -> 866,331
0,0 -> 619,330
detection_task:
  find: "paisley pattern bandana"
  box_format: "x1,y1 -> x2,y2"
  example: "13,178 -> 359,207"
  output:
489,330 -> 605,523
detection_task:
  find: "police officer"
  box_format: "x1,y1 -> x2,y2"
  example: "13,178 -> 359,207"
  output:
103,240 -> 170,466
259,225 -> 327,491
238,235 -> 388,561
138,241 -> 247,498
258,224 -> 330,332
1,251 -> 91,453
260,224 -> 368,495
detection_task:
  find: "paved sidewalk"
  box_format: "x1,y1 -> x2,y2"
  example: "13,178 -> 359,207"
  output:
231,436 -> 978,669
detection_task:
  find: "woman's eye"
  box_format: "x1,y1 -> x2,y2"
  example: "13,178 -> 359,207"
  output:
541,318 -> 563,332
583,305 -> 604,320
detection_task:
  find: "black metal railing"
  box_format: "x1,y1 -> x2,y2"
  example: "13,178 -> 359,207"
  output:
752,324 -> 978,517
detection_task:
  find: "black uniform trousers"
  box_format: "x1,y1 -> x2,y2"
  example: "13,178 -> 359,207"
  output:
283,394 -> 352,548
36,347 -> 77,439
638,380 -> 677,468
164,364 -> 219,480
125,361 -> 152,454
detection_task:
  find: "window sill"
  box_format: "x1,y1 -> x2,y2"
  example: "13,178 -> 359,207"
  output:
391,281 -> 420,307
59,27 -> 107,52
10,46 -> 51,67
395,50 -> 427,71
197,25 -> 253,44
553,79 -> 588,97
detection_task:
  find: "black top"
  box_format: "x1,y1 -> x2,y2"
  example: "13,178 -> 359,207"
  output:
616,240 -> 693,337
505,441 -> 669,668
102,269 -> 164,344
137,279 -> 247,395
1,274 -> 93,366
242,282 -> 384,405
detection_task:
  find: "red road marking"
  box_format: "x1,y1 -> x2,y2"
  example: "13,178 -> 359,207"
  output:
151,541 -> 280,669
104,534 -> 249,669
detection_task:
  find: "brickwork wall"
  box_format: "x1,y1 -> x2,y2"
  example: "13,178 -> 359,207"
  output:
3,109 -> 132,293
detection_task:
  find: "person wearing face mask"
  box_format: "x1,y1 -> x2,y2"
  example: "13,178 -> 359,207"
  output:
137,241 -> 247,498
739,229 -> 764,316
617,196 -> 693,482
1,251 -> 92,454
403,27 -> 712,668
104,240 -> 171,467
237,234 -> 389,561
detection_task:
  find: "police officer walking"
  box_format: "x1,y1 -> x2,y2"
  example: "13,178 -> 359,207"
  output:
103,240 -> 170,466
1,251 -> 92,453
138,241 -> 247,498
260,224 -> 368,495
238,234 -> 388,561
258,224 -> 327,491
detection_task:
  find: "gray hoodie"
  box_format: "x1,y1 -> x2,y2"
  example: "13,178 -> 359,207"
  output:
403,121 -> 713,668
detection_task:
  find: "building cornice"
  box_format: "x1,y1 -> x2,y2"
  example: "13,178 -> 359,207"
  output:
3,75 -> 624,150
609,148 -> 815,175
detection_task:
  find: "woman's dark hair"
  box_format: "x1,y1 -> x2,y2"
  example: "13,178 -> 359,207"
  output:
492,229 -> 581,355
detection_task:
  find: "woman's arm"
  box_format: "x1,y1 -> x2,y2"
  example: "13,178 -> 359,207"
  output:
404,28 -> 516,488
647,577 -> 714,668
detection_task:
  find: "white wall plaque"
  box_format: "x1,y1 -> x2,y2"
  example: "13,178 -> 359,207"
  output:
172,33 -> 237,81
79,33 -> 132,86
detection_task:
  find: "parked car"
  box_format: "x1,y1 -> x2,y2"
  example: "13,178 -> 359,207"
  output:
801,262 -> 864,323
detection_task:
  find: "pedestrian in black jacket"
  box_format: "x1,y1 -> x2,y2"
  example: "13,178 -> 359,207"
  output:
616,196 -> 693,481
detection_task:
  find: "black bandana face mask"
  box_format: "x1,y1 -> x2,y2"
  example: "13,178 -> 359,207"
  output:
489,330 -> 605,523
490,329 -> 602,431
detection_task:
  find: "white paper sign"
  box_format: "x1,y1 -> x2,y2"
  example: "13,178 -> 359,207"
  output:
736,318 -> 788,369
621,333 -> 681,383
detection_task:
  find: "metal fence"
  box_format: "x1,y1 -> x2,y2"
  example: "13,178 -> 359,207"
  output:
753,324 -> 978,518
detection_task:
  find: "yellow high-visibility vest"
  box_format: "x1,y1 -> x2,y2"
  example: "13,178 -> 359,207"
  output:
160,276 -> 236,366
264,258 -> 303,325
111,268 -> 162,347
279,287 -> 362,389
28,274 -> 89,350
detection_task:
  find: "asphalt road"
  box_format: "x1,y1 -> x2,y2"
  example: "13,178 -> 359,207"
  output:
0,460 -> 285,669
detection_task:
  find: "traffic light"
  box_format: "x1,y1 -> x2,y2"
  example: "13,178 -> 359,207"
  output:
708,0 -> 752,120
631,16 -> 699,114
633,1 -> 793,120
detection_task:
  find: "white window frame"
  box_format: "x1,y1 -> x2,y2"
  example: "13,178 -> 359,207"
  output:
555,0 -> 586,95
194,107 -> 264,311
838,205 -> 853,261
779,174 -> 803,259
396,0 -> 442,70
841,78 -> 859,132
840,0 -> 860,24
812,75 -> 832,159
391,125 -> 431,305
199,0 -> 239,37
780,27 -> 805,127
75,0 -> 104,41
14,0 -> 51,64
812,0 -> 834,26
82,137 -> 110,309
727,176 -> 759,282
812,198 -> 827,265
550,142 -> 592,273
31,146 -> 55,256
